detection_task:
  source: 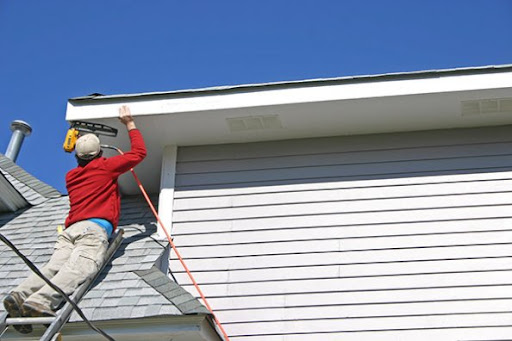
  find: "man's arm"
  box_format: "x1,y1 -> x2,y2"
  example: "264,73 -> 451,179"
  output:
104,106 -> 147,176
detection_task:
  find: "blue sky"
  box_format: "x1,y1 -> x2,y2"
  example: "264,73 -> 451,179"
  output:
1,0 -> 511,193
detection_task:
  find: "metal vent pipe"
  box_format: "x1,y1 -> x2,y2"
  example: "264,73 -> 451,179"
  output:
5,120 -> 32,162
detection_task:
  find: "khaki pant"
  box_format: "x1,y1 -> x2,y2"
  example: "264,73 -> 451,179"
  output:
14,220 -> 108,310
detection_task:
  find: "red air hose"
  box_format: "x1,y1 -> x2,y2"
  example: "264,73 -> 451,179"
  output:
112,147 -> 230,341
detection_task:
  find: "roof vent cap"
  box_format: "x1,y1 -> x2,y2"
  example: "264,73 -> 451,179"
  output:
5,120 -> 32,162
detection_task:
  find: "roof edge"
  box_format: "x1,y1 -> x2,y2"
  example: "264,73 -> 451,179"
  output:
70,64 -> 512,102
55,315 -> 218,340
0,154 -> 62,206
0,171 -> 29,212
135,266 -> 211,315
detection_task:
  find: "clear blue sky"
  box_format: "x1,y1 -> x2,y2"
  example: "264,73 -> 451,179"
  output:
1,0 -> 511,193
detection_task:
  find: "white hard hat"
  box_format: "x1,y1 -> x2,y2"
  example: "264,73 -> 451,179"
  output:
75,134 -> 100,160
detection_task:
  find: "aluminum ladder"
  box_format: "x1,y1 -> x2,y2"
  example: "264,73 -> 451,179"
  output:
0,229 -> 124,340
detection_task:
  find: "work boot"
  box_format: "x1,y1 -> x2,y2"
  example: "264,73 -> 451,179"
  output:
22,301 -> 56,318
3,292 -> 32,334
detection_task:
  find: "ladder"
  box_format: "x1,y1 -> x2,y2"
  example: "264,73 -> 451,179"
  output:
0,229 -> 124,341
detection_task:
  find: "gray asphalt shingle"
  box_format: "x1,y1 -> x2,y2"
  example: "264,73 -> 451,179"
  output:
0,194 -> 211,324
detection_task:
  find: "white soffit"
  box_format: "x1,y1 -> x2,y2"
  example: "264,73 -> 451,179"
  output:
65,65 -> 512,194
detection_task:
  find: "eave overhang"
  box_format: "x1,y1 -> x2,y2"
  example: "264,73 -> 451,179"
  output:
0,172 -> 28,212
65,64 -> 512,194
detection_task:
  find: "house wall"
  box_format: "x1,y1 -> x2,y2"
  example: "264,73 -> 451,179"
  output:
169,125 -> 512,340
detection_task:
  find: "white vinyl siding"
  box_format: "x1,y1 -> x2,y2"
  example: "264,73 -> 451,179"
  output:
170,125 -> 512,340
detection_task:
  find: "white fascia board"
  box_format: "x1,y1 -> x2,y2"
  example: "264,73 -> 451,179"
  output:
66,71 -> 512,121
54,315 -> 220,341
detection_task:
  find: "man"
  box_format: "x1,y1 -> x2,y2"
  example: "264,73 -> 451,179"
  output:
3,105 -> 146,334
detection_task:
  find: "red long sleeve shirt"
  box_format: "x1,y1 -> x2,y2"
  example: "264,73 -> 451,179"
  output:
65,129 -> 147,229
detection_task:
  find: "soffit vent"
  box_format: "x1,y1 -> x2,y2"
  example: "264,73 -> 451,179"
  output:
461,98 -> 512,116
227,114 -> 283,132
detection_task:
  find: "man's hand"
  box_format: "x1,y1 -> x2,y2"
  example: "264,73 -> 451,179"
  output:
119,105 -> 136,130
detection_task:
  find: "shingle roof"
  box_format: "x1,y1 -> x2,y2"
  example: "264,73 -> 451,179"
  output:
0,194 -> 209,324
0,154 -> 61,213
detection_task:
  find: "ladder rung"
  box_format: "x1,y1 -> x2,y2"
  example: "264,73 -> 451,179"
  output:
6,316 -> 56,325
